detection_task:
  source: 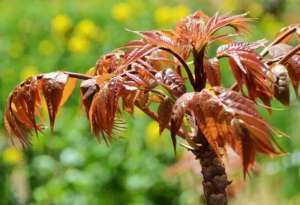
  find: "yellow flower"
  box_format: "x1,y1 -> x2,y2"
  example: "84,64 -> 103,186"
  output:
38,40 -> 55,56
146,121 -> 162,148
20,65 -> 39,80
68,35 -> 90,54
112,3 -> 132,22
75,19 -> 99,39
248,2 -> 263,17
171,5 -> 190,22
218,0 -> 239,12
154,6 -> 173,26
261,14 -> 283,38
3,147 -> 24,165
52,14 -> 72,34
154,5 -> 190,26
9,41 -> 24,58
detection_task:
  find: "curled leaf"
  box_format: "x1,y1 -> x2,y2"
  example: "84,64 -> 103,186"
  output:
271,64 -> 290,105
155,68 -> 186,97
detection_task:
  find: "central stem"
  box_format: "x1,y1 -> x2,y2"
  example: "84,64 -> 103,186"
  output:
191,134 -> 229,205
193,47 -> 207,91
191,47 -> 229,205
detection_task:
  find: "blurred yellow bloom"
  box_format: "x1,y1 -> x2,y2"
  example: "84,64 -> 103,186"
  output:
154,5 -> 190,26
154,6 -> 173,26
146,121 -> 161,148
248,2 -> 263,17
218,0 -> 239,12
75,19 -> 99,39
38,40 -> 55,56
68,35 -> 90,54
20,65 -> 39,80
112,3 -> 132,22
3,147 -> 24,165
171,5 -> 190,22
9,41 -> 24,58
52,14 -> 72,34
261,14 -> 283,38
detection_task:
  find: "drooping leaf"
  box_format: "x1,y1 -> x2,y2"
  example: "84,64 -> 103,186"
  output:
41,72 -> 69,130
60,77 -> 77,107
88,78 -> 124,139
170,88 -> 282,174
4,72 -> 75,145
217,42 -> 273,106
80,78 -> 99,117
158,97 -> 174,134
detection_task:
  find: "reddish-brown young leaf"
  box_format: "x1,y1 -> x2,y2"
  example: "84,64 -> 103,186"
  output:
174,11 -> 251,52
171,88 -> 282,174
158,97 -> 174,134
155,68 -> 186,97
285,55 -> 300,98
204,58 -> 221,86
121,44 -> 157,69
205,12 -> 251,36
217,42 -> 273,106
4,72 -> 75,145
4,76 -> 42,146
41,72 -> 69,130
80,78 -> 99,117
88,78 -> 124,139
95,50 -> 124,75
133,30 -> 190,61
231,119 -> 256,175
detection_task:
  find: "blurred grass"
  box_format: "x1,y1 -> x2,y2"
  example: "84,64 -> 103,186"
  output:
1,0 -> 300,204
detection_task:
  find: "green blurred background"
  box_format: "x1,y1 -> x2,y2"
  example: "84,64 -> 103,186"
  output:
1,0 -> 300,204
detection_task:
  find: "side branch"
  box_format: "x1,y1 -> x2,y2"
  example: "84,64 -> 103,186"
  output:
278,44 -> 300,64
135,104 -> 188,140
63,71 -> 94,80
260,25 -> 299,57
159,47 -> 195,89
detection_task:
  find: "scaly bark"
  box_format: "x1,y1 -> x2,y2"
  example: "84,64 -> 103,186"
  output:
191,134 -> 230,205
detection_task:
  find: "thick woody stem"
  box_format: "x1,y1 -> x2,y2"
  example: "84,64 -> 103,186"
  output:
191,46 -> 229,205
191,134 -> 230,205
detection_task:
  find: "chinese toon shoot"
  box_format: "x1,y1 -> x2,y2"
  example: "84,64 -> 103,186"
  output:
4,11 -> 300,205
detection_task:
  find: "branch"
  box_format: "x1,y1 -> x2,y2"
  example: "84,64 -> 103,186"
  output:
278,44 -> 300,64
193,47 -> 206,91
135,104 -> 188,140
159,47 -> 195,89
63,71 -> 94,80
260,25 -> 299,57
